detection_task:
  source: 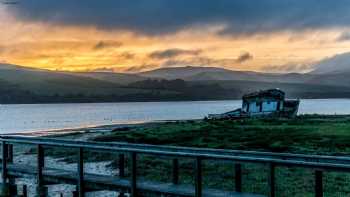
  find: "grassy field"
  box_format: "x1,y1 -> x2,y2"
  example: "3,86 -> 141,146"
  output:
42,115 -> 350,196
94,115 -> 350,155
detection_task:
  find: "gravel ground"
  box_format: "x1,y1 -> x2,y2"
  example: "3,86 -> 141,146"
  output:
10,153 -> 120,197
1,123 -> 146,197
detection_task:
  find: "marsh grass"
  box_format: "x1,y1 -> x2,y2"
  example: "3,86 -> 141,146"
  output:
39,115 -> 350,196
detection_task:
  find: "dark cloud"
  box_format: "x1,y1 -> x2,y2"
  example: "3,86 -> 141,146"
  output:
89,67 -> 115,72
93,41 -> 123,50
336,32 -> 350,42
124,64 -> 156,73
119,52 -> 135,59
9,0 -> 350,35
236,52 -> 253,63
157,51 -> 252,66
149,48 -> 202,59
161,56 -> 240,67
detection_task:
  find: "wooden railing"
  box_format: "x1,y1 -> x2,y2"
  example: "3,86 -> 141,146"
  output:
1,136 -> 350,196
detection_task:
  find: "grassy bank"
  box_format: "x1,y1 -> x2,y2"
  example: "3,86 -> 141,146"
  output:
94,115 -> 350,155
41,115 -> 350,196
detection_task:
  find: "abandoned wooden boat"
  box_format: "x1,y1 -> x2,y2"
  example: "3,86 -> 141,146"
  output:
208,89 -> 300,119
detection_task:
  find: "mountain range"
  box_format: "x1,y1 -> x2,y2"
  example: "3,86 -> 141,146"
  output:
1,51 -> 350,103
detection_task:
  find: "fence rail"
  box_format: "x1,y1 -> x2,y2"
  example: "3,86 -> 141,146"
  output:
0,136 -> 350,196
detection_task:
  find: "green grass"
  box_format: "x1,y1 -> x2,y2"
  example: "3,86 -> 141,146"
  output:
41,115 -> 350,196
93,115 -> 350,155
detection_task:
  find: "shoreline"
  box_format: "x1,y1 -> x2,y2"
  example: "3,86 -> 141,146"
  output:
3,119 -> 192,138
3,114 -> 350,138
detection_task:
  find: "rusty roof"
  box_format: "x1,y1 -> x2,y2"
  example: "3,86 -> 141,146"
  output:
242,89 -> 285,100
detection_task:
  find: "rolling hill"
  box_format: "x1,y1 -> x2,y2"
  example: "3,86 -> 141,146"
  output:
2,63 -> 350,103
70,72 -> 147,85
0,64 -> 115,94
139,66 -> 310,84
140,66 -> 350,88
0,64 -> 178,103
192,80 -> 350,99
311,52 -> 350,74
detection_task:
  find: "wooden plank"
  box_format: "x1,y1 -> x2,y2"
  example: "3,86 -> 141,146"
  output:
4,164 -> 265,197
77,147 -> 84,197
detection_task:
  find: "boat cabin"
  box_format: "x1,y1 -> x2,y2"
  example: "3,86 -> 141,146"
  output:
208,89 -> 299,119
242,89 -> 284,115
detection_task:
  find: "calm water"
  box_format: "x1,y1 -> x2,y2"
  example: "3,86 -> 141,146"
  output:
1,99 -> 350,134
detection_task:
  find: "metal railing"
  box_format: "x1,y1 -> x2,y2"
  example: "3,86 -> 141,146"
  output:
1,136 -> 350,196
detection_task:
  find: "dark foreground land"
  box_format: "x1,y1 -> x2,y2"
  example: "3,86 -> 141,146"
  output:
42,115 -> 350,197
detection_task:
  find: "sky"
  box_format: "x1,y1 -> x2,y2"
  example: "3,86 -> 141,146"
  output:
1,0 -> 350,73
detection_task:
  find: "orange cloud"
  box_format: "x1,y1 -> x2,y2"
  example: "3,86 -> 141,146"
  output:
2,8 -> 350,73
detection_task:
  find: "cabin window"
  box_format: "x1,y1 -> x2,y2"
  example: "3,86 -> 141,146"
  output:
257,102 -> 263,112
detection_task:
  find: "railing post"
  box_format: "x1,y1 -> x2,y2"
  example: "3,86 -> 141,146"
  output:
118,154 -> 126,197
118,191 -> 126,197
7,144 -> 15,194
1,142 -> 9,196
22,185 -> 27,197
268,163 -> 275,197
195,157 -> 202,197
7,144 -> 13,163
119,154 -> 125,177
37,144 -> 45,197
172,158 -> 179,184
131,152 -> 137,197
8,184 -> 17,196
235,163 -> 242,192
315,170 -> 323,197
1,142 -> 8,183
77,147 -> 84,197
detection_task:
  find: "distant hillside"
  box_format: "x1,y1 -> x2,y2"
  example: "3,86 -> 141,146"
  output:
311,52 -> 350,74
2,63 -> 350,103
70,72 -> 147,85
141,66 -> 350,88
0,64 -> 118,95
194,80 -> 350,99
0,79 -> 38,103
0,64 -> 178,103
128,79 -> 240,100
305,72 -> 350,87
139,66 -> 231,79
139,66 -> 310,84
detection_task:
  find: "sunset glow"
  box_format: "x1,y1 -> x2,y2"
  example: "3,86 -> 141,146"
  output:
2,1 -> 350,73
